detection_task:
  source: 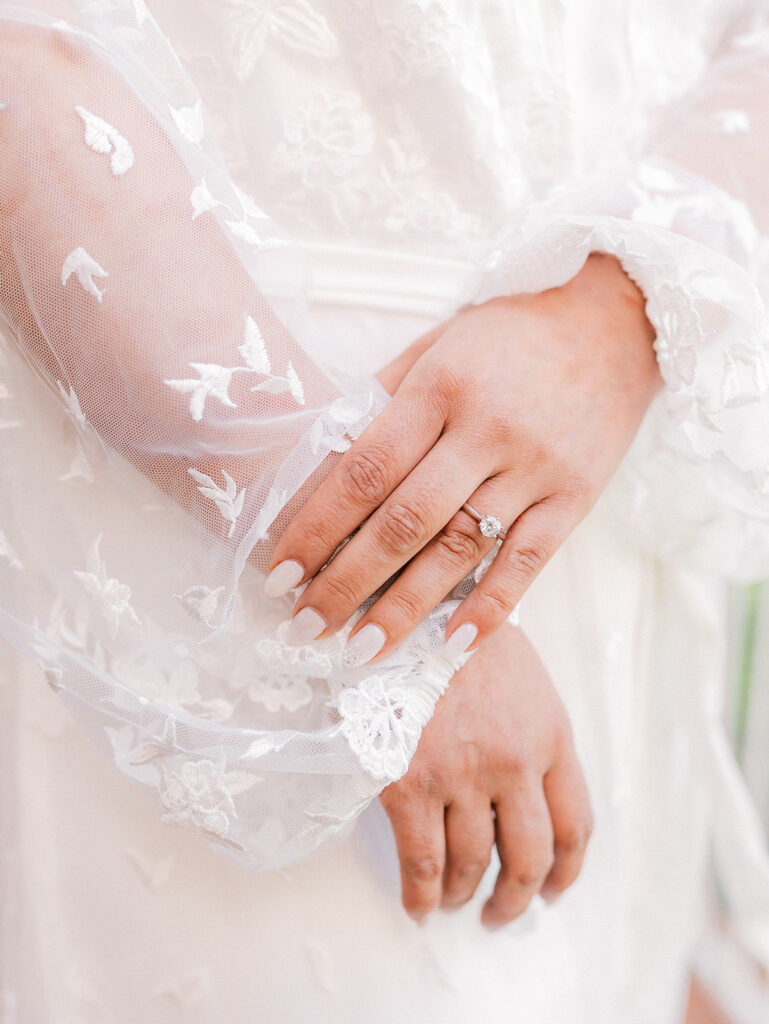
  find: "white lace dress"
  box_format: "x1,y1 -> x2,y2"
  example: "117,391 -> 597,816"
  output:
1,1 -> 769,1022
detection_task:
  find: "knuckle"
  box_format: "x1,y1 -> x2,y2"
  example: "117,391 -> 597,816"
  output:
385,586 -> 426,624
450,855 -> 489,882
481,411 -> 516,448
376,501 -> 430,554
318,571 -> 360,608
477,587 -> 513,621
407,768 -> 442,801
403,856 -> 442,884
438,517 -> 486,565
510,541 -> 549,580
431,363 -> 466,404
555,826 -> 590,856
342,444 -> 395,505
515,858 -> 552,890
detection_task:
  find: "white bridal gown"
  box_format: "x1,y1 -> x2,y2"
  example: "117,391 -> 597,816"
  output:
2,1 -> 769,1022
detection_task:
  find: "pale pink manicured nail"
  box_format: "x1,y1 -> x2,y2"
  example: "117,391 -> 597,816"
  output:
444,622 -> 478,658
285,607 -> 326,645
343,624 -> 386,667
264,560 -> 304,599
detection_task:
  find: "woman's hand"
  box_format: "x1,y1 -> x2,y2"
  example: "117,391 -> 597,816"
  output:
379,624 -> 592,927
266,253 -> 660,662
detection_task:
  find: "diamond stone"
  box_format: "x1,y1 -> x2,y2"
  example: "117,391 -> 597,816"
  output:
479,514 -> 502,538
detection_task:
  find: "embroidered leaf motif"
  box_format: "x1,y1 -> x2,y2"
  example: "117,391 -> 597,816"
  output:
61,247 -> 108,302
188,468 -> 245,537
226,219 -> 291,251
56,381 -> 88,426
165,363 -> 237,422
169,100 -> 205,145
238,315 -> 271,374
250,362 -> 305,406
286,361 -> 305,405
190,177 -> 221,220
309,415 -> 350,455
76,106 -> 134,176
233,183 -> 269,221
252,487 -> 288,542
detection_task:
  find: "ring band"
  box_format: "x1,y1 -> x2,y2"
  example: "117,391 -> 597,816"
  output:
462,502 -> 508,541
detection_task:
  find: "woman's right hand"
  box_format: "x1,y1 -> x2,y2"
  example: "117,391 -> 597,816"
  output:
379,624 -> 593,928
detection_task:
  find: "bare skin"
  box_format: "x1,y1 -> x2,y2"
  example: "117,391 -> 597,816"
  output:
379,623 -> 592,927
268,252 -> 661,663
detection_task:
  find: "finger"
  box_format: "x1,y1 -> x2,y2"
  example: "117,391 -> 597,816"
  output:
541,747 -> 593,903
286,436 -> 492,650
343,473 -> 527,662
441,793 -> 495,910
381,784 -> 446,924
265,379 -> 445,595
446,495 -> 576,650
482,781 -> 554,930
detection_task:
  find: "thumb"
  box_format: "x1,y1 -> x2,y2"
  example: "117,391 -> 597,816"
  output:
374,323 -> 444,396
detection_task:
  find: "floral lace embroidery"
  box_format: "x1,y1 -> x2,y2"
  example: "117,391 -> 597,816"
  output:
273,90 -> 375,187
334,673 -> 436,779
221,0 -> 338,82
159,758 -> 259,839
73,535 -> 140,636
248,672 -> 313,713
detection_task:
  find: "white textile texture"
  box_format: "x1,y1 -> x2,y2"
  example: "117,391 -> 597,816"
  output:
1,5 -> 769,1017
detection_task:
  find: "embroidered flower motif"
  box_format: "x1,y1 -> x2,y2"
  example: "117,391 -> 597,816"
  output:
74,535 -> 140,636
275,91 -> 375,187
174,584 -> 225,628
221,0 -> 338,82
76,106 -> 134,175
188,468 -> 245,537
165,362 -> 238,422
159,758 -> 258,839
335,674 -> 435,780
248,672 -> 313,713
353,1 -> 467,88
651,283 -> 701,391
61,247 -> 108,302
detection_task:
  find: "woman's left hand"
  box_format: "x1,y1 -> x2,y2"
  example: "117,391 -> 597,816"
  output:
266,253 -> 661,663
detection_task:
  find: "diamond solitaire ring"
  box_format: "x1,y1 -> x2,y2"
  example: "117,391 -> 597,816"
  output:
461,502 -> 508,541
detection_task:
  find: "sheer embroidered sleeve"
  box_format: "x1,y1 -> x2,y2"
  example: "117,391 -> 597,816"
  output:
0,2 -> 468,869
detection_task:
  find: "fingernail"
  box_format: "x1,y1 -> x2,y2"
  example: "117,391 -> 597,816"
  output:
285,607 -> 326,645
343,624 -> 386,667
444,622 -> 478,658
264,560 -> 304,599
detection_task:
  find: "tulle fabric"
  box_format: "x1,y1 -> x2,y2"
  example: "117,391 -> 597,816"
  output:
0,0 -> 769,878
0,1 -> 472,870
